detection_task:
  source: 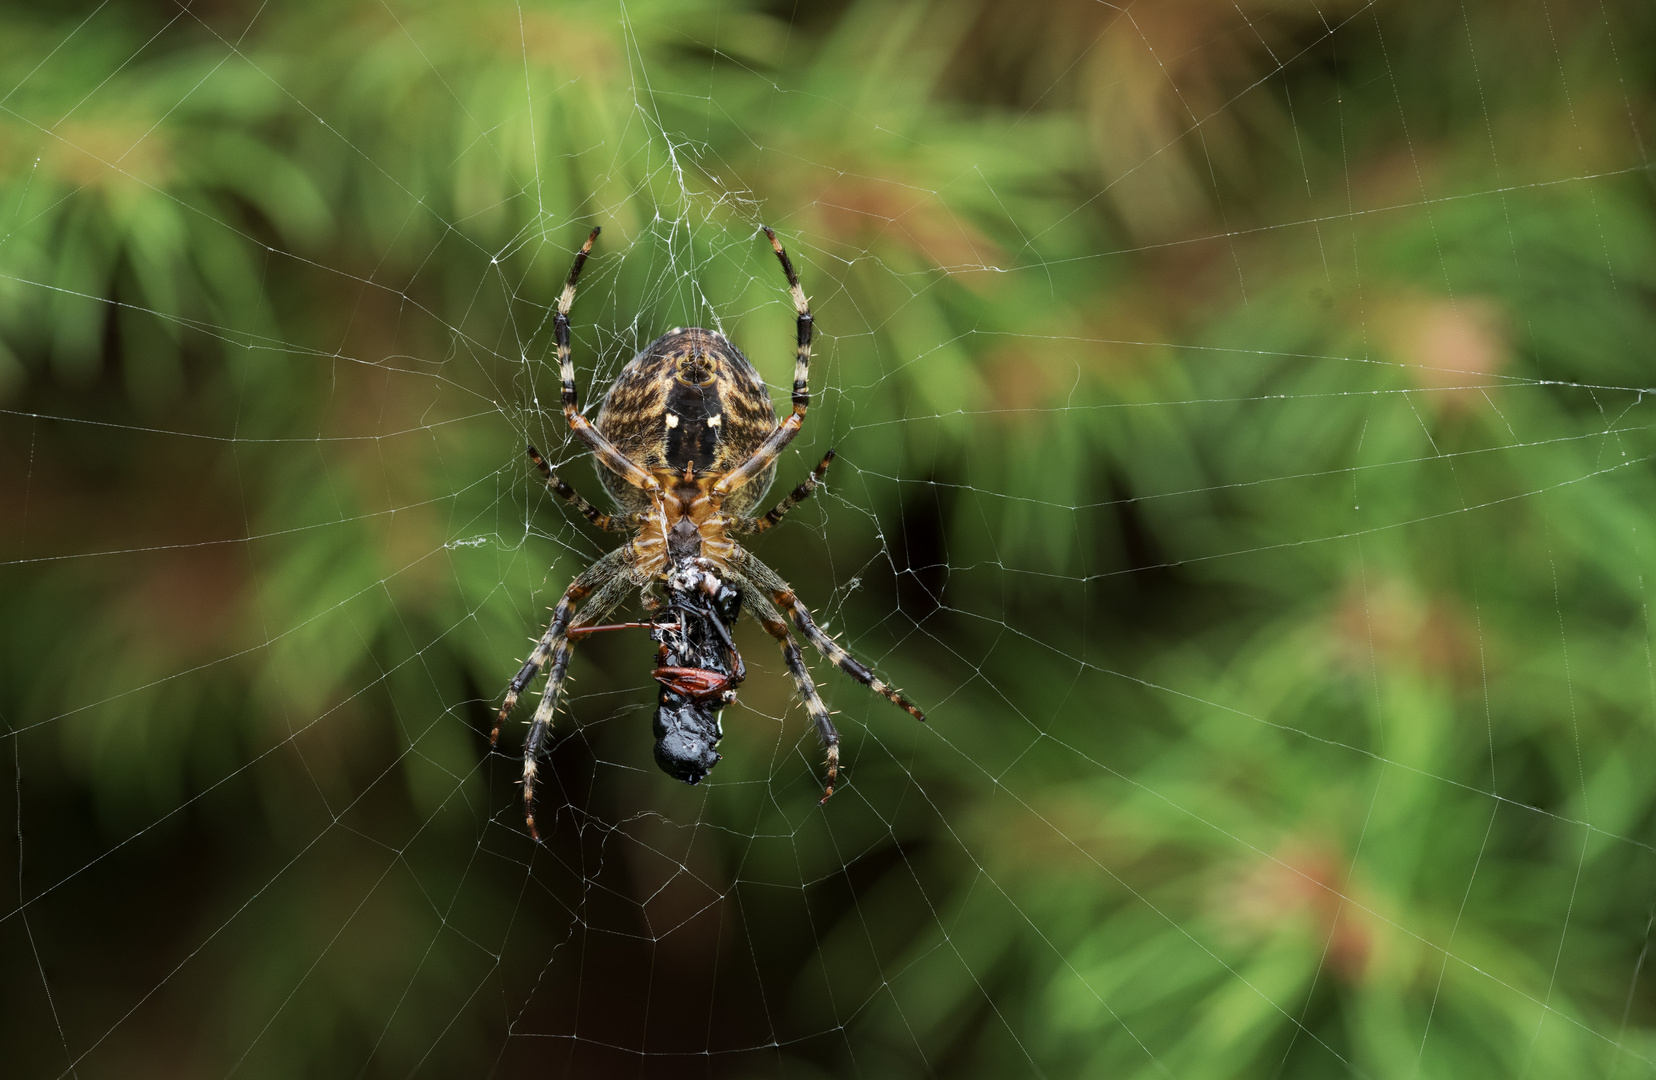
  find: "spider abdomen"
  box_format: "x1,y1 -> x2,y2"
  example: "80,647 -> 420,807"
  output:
594,327 -> 779,518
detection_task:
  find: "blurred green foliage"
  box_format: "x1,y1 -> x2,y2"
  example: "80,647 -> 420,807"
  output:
4,0 -> 1656,1076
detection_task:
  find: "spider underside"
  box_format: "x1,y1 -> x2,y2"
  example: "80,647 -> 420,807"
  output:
493,226 -> 925,840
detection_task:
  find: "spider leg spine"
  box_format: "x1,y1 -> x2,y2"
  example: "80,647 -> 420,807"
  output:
518,572 -> 633,840
554,227 -> 599,415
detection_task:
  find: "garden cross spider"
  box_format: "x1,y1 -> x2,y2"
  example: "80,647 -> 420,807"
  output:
494,226 -> 925,839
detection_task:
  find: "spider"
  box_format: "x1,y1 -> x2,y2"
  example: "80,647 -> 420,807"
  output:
493,226 -> 925,839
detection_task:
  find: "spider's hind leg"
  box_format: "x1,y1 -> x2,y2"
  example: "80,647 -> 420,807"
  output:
777,591 -> 925,721
734,548 -> 925,723
744,589 -> 842,802
495,546 -> 635,839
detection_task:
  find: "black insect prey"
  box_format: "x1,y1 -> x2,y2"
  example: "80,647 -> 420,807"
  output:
649,559 -> 745,783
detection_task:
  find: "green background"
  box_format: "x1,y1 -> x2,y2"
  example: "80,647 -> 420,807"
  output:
4,1 -> 1656,1076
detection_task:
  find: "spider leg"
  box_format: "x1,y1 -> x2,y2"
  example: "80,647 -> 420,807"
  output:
494,546 -> 634,839
525,444 -> 629,533
736,547 -> 925,722
713,228 -> 812,500
744,589 -> 842,803
554,228 -> 662,496
782,592 -> 925,720
519,574 -> 631,839
494,548 -> 631,740
734,449 -> 834,535
493,581 -> 588,748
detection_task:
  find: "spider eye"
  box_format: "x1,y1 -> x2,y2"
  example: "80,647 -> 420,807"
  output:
652,701 -> 724,784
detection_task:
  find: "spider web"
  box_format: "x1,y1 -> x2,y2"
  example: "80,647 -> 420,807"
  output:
4,1 -> 1656,1077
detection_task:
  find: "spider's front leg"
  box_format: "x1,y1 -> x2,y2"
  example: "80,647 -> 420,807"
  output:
553,229 -> 662,496
713,227 -> 813,499
495,546 -> 634,839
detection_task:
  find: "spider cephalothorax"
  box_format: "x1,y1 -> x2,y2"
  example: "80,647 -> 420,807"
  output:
492,227 -> 925,839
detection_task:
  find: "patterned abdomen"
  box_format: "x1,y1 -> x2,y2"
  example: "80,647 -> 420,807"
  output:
594,327 -> 779,517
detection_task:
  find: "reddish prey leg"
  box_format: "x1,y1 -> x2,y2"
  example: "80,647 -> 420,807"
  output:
569,621 -> 674,637
653,666 -> 739,700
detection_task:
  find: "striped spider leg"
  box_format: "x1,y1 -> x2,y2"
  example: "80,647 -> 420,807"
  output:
729,548 -> 925,803
732,449 -> 836,535
493,548 -> 640,839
